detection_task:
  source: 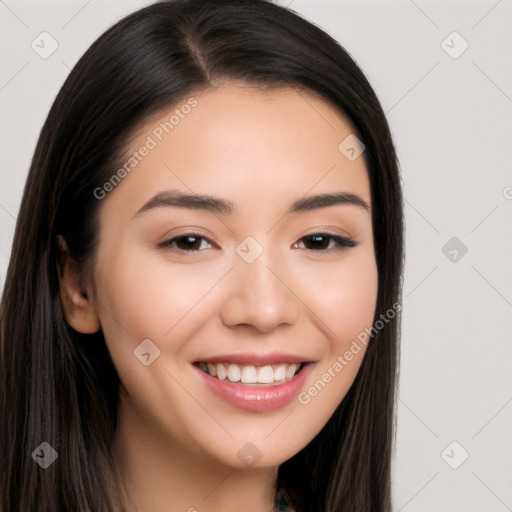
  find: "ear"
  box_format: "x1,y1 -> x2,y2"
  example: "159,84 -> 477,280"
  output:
56,235 -> 101,334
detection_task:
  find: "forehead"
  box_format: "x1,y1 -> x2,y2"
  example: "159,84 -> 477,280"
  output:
103,82 -> 370,215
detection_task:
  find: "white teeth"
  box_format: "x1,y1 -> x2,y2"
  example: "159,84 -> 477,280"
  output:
241,365 -> 258,384
216,363 -> 227,381
286,364 -> 297,379
274,364 -> 287,382
207,363 -> 217,377
227,364 -> 241,383
257,365 -> 274,384
201,361 -> 303,385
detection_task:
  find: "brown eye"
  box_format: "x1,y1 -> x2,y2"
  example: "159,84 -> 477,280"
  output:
158,234 -> 213,253
295,233 -> 356,251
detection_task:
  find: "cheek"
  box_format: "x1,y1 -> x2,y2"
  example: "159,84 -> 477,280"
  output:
93,245 -> 228,369
296,249 -> 378,345
292,252 -> 377,432
327,262 -> 378,342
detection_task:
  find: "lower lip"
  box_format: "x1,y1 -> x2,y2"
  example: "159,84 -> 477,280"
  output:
194,363 -> 314,412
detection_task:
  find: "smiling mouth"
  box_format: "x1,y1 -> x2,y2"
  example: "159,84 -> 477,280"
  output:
194,361 -> 307,386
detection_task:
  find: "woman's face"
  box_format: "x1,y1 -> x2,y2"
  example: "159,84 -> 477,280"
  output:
91,83 -> 378,468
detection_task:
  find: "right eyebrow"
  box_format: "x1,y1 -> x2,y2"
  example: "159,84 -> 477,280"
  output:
131,190 -> 235,220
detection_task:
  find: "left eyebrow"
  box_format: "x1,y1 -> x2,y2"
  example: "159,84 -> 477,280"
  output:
290,192 -> 370,213
131,189 -> 370,221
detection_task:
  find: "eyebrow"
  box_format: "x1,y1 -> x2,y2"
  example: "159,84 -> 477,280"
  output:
132,189 -> 370,219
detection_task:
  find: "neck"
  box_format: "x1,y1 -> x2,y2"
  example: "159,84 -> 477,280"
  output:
111,399 -> 279,512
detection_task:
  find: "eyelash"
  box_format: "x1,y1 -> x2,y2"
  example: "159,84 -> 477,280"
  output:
157,232 -> 356,253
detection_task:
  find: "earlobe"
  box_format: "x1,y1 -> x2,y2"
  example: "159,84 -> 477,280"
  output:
56,235 -> 101,334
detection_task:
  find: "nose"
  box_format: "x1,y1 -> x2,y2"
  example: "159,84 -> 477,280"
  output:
219,256 -> 300,333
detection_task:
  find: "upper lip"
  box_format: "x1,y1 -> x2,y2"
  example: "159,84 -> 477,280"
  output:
193,352 -> 312,366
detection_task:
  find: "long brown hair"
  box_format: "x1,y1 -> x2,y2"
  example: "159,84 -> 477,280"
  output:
0,1 -> 404,510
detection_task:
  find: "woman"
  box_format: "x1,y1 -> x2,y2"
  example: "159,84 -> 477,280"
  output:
0,0 -> 404,510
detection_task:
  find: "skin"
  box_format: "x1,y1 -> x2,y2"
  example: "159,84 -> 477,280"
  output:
59,82 -> 378,512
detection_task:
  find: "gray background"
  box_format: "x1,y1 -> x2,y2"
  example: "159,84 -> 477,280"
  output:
1,1 -> 511,510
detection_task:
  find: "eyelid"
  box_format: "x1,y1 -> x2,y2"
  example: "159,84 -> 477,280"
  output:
294,224 -> 354,239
